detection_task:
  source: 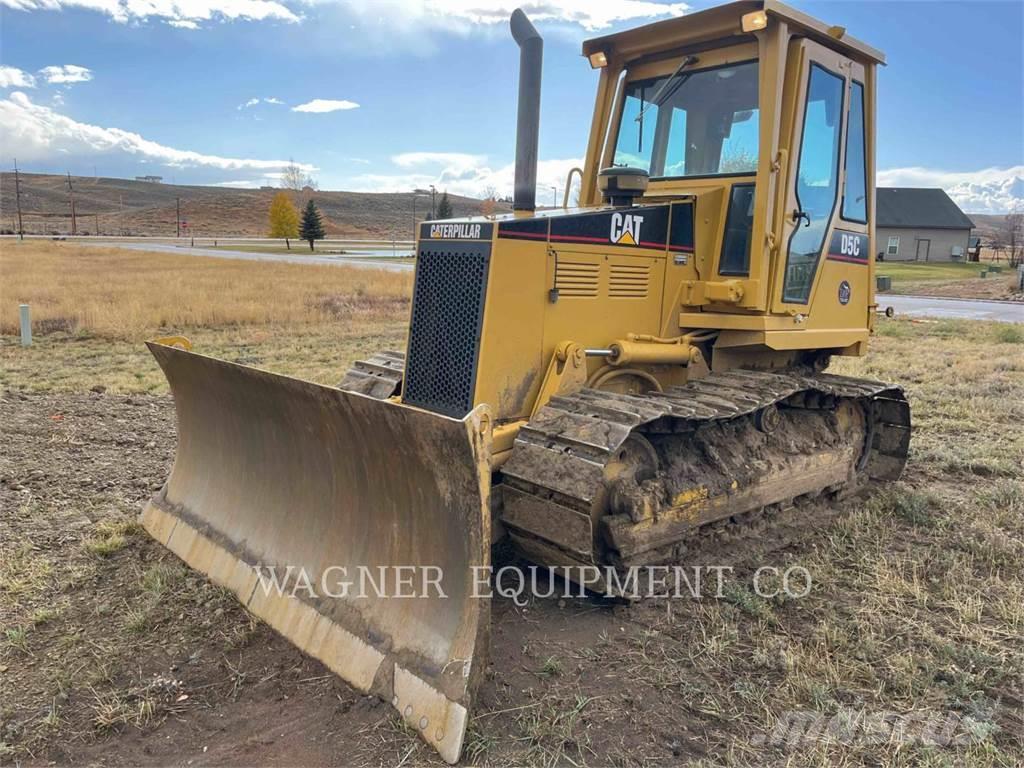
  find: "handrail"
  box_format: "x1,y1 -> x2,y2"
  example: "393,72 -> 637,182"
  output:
562,167 -> 584,208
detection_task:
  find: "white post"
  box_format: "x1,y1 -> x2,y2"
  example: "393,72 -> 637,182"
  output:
19,304 -> 32,346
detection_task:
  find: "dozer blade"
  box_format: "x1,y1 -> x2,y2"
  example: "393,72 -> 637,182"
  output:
140,342 -> 491,764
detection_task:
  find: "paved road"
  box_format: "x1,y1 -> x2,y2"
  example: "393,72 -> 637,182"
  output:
77,240 -> 415,272
880,295 -> 1023,323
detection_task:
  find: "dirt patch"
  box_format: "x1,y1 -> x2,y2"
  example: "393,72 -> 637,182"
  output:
884,276 -> 1023,301
3,385 -> 1022,765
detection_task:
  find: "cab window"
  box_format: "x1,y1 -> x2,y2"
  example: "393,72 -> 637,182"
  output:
842,81 -> 867,223
613,61 -> 760,178
782,64 -> 845,304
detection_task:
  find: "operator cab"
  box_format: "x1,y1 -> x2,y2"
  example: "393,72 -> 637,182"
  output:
579,0 -> 884,317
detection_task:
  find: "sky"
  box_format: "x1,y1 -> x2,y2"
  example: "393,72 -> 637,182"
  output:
1,0 -> 1021,213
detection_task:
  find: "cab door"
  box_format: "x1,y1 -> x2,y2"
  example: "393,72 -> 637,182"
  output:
772,40 -> 850,314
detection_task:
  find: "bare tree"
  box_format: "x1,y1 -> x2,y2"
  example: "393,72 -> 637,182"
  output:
1002,211 -> 1023,268
281,160 -> 318,191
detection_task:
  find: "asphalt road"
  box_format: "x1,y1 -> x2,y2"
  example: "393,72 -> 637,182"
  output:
880,295 -> 1023,323
77,240 -> 415,272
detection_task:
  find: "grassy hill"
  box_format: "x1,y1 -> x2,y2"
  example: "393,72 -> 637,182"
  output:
967,212 -> 1011,243
0,173 -> 504,238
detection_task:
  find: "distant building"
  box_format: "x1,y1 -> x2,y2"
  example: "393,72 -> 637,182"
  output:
876,188 -> 974,262
135,175 -> 163,183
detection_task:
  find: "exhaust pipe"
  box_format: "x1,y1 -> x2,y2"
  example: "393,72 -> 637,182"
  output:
511,9 -> 542,212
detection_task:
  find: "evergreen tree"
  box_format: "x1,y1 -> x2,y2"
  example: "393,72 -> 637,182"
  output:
435,191 -> 453,220
267,192 -> 299,249
299,199 -> 326,251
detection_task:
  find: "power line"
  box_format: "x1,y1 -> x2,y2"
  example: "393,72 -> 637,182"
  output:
66,171 -> 77,235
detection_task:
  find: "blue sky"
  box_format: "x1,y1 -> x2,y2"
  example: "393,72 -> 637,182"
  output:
1,0 -> 1021,212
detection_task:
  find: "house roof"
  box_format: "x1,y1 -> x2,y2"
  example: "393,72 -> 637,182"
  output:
877,188 -> 974,230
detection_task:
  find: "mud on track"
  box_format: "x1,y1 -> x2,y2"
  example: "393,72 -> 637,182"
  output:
2,390 -> 1021,765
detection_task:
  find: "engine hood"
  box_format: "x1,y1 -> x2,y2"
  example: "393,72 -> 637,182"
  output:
420,201 -> 696,255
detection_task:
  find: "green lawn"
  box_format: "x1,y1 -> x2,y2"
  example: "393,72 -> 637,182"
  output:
876,261 -> 987,282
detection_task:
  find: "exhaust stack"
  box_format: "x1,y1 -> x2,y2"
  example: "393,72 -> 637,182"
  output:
511,9 -> 542,212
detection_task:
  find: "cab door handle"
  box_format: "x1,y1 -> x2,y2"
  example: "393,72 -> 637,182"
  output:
792,209 -> 811,228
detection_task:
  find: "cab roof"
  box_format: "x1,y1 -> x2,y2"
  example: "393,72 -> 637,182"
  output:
582,0 -> 885,67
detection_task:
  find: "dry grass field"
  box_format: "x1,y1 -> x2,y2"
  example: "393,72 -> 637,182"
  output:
1,242 -> 1022,766
1,242 -> 411,391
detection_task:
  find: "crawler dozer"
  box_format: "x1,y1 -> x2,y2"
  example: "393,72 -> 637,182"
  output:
141,1 -> 910,762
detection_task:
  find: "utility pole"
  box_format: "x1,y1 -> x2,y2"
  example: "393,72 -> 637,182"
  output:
66,172 -> 77,235
119,194 -> 124,236
176,196 -> 181,238
551,185 -> 558,208
412,192 -> 418,240
13,158 -> 24,240
430,184 -> 436,220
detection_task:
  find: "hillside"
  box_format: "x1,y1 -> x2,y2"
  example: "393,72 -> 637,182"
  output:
967,213 -> 1010,243
0,173 -> 504,238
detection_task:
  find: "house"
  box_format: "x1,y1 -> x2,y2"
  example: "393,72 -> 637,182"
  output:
135,175 -> 163,183
876,187 -> 974,262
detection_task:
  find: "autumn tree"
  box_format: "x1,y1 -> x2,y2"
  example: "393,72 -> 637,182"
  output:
299,199 -> 326,251
435,191 -> 453,220
480,186 -> 497,218
267,192 -> 299,249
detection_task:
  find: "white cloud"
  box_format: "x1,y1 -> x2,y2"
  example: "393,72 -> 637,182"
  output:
878,165 -> 1024,215
414,0 -> 689,31
39,65 -> 93,84
291,98 -> 359,113
0,91 -> 316,174
0,0 -> 686,33
392,151 -> 487,170
213,179 -> 263,187
238,96 -> 285,109
0,66 -> 36,88
0,0 -> 300,26
346,151 -> 582,201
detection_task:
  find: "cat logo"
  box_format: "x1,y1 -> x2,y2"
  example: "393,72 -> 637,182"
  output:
838,280 -> 851,305
609,212 -> 644,245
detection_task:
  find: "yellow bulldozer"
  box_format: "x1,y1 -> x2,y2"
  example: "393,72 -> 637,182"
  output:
141,1 -> 910,762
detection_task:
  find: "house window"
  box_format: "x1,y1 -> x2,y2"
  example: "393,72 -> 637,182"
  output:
887,236 -> 900,256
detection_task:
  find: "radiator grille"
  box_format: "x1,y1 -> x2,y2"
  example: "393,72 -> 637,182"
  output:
403,241 -> 491,417
609,263 -> 651,298
555,260 -> 600,298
